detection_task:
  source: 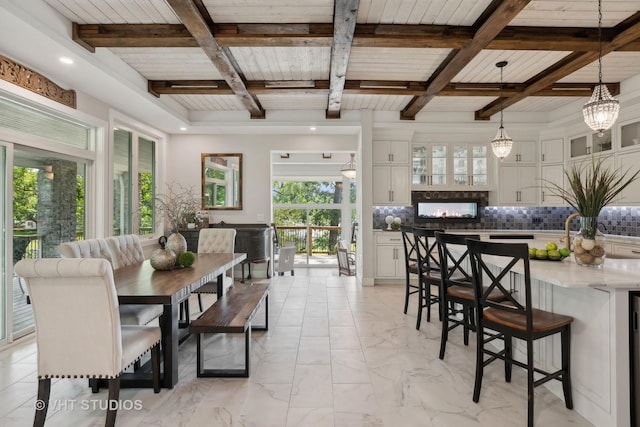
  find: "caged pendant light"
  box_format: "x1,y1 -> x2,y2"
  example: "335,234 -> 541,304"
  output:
582,0 -> 619,136
491,60 -> 513,160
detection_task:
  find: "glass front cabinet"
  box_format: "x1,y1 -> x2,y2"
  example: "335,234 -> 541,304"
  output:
413,143 -> 489,190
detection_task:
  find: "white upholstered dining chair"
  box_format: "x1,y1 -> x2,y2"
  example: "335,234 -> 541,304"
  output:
14,258 -> 161,427
192,228 -> 236,312
60,237 -> 164,326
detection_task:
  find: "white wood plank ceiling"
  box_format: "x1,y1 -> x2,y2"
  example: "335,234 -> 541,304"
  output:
44,0 -> 640,118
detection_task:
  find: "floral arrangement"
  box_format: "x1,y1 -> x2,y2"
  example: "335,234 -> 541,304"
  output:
155,182 -> 201,232
544,156 -> 639,217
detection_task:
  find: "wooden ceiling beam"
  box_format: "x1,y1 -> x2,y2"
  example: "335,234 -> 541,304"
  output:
72,22 -> 640,51
165,0 -> 265,118
326,0 -> 359,119
475,13 -> 640,120
400,0 -> 532,120
148,79 -> 614,98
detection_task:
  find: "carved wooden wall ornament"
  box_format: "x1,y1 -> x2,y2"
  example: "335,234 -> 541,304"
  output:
0,55 -> 76,109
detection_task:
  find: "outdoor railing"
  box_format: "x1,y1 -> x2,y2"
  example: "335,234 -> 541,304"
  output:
276,225 -> 342,257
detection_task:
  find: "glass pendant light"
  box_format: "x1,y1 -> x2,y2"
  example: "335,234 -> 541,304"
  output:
583,0 -> 619,136
491,60 -> 513,160
341,153 -> 356,179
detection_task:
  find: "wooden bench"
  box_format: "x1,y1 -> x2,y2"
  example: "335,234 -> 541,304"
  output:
189,280 -> 270,378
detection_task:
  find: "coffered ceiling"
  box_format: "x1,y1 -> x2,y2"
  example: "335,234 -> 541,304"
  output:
43,0 -> 640,121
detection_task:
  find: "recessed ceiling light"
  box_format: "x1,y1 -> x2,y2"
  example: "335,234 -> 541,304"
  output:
59,57 -> 74,65
310,126 -> 317,131
180,126 -> 187,131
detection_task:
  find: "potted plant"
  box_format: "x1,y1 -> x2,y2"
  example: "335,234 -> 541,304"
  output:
155,182 -> 201,255
544,156 -> 639,267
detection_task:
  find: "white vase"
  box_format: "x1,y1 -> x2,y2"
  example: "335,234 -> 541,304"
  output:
166,232 -> 187,257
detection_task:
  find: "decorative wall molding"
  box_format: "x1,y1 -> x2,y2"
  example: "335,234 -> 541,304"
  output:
0,55 -> 76,108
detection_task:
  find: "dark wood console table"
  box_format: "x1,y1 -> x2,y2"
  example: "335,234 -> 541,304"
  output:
181,224 -> 271,282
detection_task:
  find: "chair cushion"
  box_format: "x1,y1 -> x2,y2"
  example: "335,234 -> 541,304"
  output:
121,325 -> 161,369
119,304 -> 164,326
484,307 -> 573,333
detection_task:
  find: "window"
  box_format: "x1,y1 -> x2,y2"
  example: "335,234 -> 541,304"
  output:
113,128 -> 156,236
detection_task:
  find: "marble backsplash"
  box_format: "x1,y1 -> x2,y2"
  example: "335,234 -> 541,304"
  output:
373,205 -> 640,237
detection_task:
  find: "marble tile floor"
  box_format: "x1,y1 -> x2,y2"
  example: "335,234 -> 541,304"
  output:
0,269 -> 593,427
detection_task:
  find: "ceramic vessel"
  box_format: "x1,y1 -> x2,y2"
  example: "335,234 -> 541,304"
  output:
573,217 -> 606,268
166,232 -> 187,257
150,236 -> 177,270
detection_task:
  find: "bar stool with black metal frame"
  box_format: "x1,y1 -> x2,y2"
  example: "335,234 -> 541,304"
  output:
413,227 -> 443,329
434,231 -> 481,359
466,238 -> 574,427
400,225 -> 420,315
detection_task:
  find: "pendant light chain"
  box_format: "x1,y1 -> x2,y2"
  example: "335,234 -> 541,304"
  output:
499,64 -> 504,128
597,0 -> 603,90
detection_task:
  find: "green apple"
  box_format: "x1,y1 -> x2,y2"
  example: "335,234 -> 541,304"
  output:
548,250 -> 561,260
528,247 -> 537,258
535,249 -> 548,260
559,248 -> 571,257
545,242 -> 558,251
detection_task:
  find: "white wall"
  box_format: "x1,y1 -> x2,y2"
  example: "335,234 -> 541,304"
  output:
167,133 -> 358,224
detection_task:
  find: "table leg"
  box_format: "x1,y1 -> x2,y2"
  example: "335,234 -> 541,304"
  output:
160,303 -> 179,388
217,273 -> 223,296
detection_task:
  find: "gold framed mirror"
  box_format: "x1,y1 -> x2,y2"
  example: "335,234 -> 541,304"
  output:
201,153 -> 243,210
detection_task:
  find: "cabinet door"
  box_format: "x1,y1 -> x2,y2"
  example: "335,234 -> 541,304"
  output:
498,167 -> 520,204
541,138 -> 564,163
372,165 -> 392,204
471,145 -> 488,186
452,145 -> 470,186
621,120 -> 640,149
430,144 -> 447,186
373,141 -> 409,164
541,164 -> 566,206
389,166 -> 410,204
376,244 -> 400,278
498,166 -> 536,204
503,141 -> 536,163
616,150 -> 640,205
518,166 -> 537,204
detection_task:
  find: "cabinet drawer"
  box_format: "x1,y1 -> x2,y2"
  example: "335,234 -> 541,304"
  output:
612,244 -> 640,259
376,232 -> 403,245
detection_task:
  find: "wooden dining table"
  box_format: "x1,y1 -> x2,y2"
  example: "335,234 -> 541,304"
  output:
113,252 -> 247,388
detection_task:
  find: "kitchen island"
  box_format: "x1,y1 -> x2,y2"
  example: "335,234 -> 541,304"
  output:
455,236 -> 640,427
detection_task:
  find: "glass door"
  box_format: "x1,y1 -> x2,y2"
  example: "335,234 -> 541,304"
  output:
0,144 -> 6,343
11,147 -> 87,338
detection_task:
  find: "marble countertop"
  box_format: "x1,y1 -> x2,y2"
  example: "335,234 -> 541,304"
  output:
465,237 -> 640,290
373,228 -> 640,245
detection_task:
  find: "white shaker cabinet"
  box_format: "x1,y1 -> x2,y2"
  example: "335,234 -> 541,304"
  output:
373,141 -> 409,164
372,165 -> 411,205
541,138 -> 564,164
374,232 -> 405,280
502,140 -> 537,164
497,165 -> 537,205
540,164 -> 565,206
